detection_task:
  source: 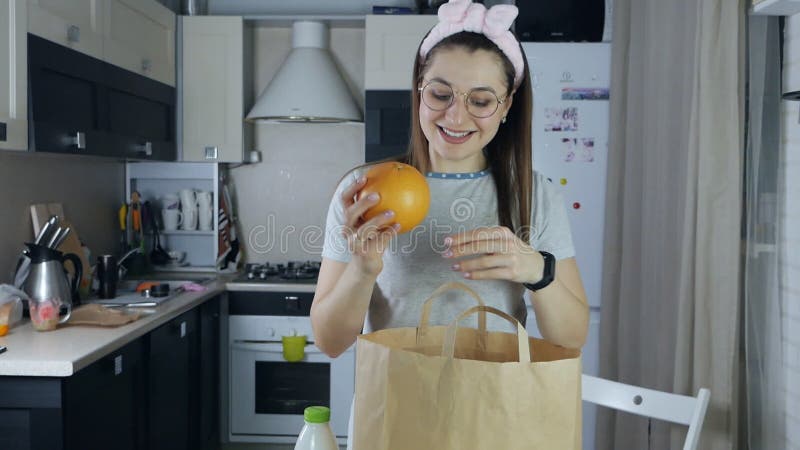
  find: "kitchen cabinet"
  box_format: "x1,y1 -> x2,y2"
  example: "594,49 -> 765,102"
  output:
147,308 -> 198,450
0,296 -> 222,450
180,16 -> 252,162
27,0 -> 176,87
365,15 -> 437,90
0,0 -> 28,151
28,33 -> 176,159
63,339 -> 147,450
104,0 -> 176,86
27,0 -> 105,60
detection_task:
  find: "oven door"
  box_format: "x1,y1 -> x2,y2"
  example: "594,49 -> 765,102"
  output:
230,340 -> 354,438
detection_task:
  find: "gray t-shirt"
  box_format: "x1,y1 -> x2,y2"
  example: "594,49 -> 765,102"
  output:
322,169 -> 575,333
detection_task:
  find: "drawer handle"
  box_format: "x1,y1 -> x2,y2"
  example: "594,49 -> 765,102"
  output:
66,131 -> 86,150
114,355 -> 123,376
136,141 -> 153,157
67,25 -> 80,43
180,321 -> 187,338
141,58 -> 152,72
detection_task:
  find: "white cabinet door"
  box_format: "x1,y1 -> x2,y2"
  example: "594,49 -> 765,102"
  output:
0,0 -> 27,151
181,16 -> 244,162
27,0 -> 104,59
365,15 -> 437,90
103,0 -> 175,86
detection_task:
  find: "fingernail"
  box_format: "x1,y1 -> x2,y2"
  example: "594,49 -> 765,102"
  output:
444,237 -> 452,246
463,272 -> 471,279
368,193 -> 379,201
393,223 -> 401,231
443,250 -> 453,258
384,210 -> 395,217
358,176 -> 366,183
451,263 -> 460,270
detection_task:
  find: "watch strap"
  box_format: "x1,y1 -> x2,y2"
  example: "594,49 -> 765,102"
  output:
523,251 -> 556,292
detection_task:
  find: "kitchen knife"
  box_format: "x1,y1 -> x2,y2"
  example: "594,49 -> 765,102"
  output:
52,227 -> 71,249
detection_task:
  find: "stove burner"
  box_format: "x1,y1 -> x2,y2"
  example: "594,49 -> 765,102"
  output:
242,261 -> 320,283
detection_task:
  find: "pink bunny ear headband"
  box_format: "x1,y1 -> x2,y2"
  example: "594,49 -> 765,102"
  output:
419,0 -> 525,89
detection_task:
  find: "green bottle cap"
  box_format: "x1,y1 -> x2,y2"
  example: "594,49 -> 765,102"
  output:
304,406 -> 331,423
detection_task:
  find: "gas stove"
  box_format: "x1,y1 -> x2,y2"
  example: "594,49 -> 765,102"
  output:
234,261 -> 320,284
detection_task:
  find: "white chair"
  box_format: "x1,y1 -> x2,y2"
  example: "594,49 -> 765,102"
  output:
581,374 -> 711,450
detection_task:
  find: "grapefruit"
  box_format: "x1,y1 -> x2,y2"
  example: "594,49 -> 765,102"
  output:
358,162 -> 430,234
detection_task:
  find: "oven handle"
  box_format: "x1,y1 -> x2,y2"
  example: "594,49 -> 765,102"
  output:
231,340 -> 327,354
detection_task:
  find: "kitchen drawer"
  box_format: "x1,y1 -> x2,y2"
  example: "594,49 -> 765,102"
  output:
228,291 -> 314,316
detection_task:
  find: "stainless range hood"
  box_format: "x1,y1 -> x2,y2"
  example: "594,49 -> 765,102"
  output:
245,21 -> 362,123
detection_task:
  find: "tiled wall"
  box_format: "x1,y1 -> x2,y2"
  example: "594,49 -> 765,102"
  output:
229,26 -> 365,264
0,152 -> 124,283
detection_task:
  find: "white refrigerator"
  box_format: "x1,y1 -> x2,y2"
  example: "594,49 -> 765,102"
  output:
522,42 -> 611,450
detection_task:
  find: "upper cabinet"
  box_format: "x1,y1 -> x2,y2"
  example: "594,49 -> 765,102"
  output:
0,0 -> 28,151
103,0 -> 176,86
27,0 -> 175,86
365,15 -> 437,90
27,0 -> 104,59
181,16 -> 250,162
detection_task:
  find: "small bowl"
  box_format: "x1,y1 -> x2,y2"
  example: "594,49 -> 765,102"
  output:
167,250 -> 186,263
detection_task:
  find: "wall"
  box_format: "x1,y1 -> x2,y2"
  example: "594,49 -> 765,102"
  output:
229,25 -> 365,264
0,151 -> 125,283
780,12 -> 800,448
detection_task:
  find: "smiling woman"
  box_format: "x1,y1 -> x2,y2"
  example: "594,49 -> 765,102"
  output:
311,1 -> 589,448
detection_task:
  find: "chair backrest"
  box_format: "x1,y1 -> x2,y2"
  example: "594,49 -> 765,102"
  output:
581,374 -> 711,450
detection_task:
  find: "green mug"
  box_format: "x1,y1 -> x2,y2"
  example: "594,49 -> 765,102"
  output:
282,335 -> 307,362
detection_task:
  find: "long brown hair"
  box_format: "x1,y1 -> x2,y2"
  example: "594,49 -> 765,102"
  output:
404,31 -> 533,237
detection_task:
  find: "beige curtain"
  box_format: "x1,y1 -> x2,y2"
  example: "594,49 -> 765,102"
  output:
596,0 -> 744,449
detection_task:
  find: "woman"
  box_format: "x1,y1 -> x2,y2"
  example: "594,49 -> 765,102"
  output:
312,0 -> 588,358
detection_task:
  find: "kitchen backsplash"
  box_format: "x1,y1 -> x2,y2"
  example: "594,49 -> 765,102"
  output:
0,152 -> 125,283
229,123 -> 364,263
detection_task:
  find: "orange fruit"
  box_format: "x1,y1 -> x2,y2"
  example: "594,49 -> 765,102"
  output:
358,162 -> 430,234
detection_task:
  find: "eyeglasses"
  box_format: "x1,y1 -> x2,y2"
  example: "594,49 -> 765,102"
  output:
418,80 -> 507,119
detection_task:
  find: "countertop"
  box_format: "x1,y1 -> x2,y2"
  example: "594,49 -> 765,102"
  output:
0,277 -> 228,377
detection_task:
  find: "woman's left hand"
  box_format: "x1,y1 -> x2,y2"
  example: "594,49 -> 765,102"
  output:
443,226 -> 544,284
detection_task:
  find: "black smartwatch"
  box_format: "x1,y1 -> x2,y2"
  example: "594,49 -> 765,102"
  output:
523,251 -> 556,292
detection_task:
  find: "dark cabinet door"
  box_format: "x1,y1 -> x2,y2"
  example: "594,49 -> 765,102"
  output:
197,296 -> 221,450
63,339 -> 145,450
27,34 -> 176,161
147,309 -> 199,450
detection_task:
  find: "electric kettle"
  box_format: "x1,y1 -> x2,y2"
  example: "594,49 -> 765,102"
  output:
20,242 -> 83,329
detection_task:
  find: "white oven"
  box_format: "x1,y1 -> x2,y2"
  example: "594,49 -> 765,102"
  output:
227,290 -> 354,445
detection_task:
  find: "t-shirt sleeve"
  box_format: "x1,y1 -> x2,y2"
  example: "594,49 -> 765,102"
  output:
321,170 -> 360,263
529,173 -> 576,260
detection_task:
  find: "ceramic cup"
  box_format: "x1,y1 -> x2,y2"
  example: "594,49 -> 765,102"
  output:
198,206 -> 213,231
161,194 -> 180,210
282,335 -> 307,362
179,189 -> 197,210
162,209 -> 183,231
196,191 -> 213,210
181,208 -> 197,231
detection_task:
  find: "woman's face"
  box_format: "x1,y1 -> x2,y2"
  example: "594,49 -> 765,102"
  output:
419,47 -> 513,172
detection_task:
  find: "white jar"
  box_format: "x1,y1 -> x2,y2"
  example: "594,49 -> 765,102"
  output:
294,406 -> 338,450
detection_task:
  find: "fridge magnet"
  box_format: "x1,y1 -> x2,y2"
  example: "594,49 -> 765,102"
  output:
579,138 -> 595,162
561,87 -> 610,101
544,107 -> 578,132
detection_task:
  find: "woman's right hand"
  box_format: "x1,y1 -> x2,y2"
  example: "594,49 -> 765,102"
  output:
341,176 -> 399,276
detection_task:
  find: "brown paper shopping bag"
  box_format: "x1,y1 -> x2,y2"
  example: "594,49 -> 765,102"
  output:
353,282 -> 582,450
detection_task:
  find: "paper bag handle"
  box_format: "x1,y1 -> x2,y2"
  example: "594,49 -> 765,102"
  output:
418,282 -> 486,329
443,305 -> 531,364
416,282 -> 486,345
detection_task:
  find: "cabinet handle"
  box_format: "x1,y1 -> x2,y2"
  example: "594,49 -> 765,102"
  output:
141,58 -> 152,72
180,320 -> 187,338
67,25 -> 80,43
136,141 -> 153,157
114,355 -> 123,376
0,122 -> 6,142
66,132 -> 86,150
204,146 -> 218,160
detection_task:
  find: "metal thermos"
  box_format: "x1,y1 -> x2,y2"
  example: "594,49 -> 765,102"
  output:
96,254 -> 119,299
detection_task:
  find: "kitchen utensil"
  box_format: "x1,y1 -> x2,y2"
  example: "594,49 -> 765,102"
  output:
119,203 -> 129,253
52,227 -> 71,250
145,201 -> 171,265
104,301 -> 158,308
131,192 -> 142,250
21,242 -> 83,329
96,255 -> 118,299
